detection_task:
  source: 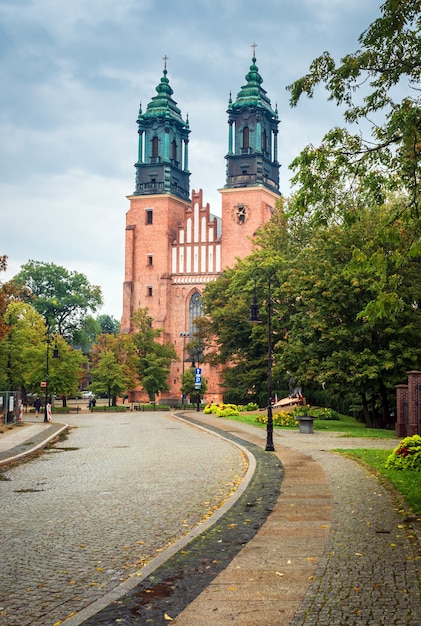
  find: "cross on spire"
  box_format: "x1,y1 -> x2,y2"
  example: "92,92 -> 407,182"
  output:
163,54 -> 169,70
251,42 -> 258,58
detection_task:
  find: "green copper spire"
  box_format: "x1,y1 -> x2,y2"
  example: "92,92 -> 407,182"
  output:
231,53 -> 276,117
134,57 -> 190,200
141,60 -> 187,127
225,46 -> 280,193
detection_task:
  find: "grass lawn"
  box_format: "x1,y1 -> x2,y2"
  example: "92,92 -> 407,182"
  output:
335,448 -> 421,516
311,415 -> 396,438
234,410 -> 397,438
227,410 -> 419,516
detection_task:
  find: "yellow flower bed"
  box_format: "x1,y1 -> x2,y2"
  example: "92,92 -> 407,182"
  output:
255,410 -> 299,428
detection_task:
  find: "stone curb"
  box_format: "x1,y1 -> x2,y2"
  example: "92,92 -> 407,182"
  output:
0,422 -> 69,466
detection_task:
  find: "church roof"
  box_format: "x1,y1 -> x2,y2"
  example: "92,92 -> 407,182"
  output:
229,55 -> 277,118
138,62 -> 188,128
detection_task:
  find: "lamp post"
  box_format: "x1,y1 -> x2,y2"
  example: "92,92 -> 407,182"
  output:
180,331 -> 189,405
44,331 -> 59,422
249,268 -> 276,452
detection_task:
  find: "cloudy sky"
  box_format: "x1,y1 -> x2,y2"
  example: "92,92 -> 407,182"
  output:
0,0 -> 381,320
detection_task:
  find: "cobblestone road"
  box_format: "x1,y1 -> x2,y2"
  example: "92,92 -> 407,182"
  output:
0,412 -> 247,626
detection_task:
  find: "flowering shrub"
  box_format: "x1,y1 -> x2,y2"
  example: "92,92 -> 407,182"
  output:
238,402 -> 259,412
255,411 -> 299,428
204,403 -> 218,414
385,435 -> 421,471
291,406 -> 340,421
204,403 -> 240,417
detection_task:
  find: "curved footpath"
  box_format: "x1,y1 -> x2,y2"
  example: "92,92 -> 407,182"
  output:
0,413 -> 420,625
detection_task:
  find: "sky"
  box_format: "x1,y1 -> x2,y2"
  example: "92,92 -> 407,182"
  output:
0,0 -> 382,321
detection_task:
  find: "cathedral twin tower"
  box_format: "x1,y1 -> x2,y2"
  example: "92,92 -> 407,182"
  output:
121,53 -> 281,403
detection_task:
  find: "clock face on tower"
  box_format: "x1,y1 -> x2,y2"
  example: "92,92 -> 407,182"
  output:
232,204 -> 248,224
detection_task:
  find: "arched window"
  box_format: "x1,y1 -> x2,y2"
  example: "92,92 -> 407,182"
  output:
152,136 -> 159,158
242,126 -> 249,149
189,292 -> 203,364
189,292 -> 202,335
262,129 -> 267,153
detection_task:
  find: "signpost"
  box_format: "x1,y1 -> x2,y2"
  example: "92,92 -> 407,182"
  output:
194,367 -> 201,410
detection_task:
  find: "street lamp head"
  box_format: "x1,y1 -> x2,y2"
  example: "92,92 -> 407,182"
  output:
52,337 -> 59,359
248,292 -> 262,324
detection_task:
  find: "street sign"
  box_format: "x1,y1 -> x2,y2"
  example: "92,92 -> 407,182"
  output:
195,367 -> 202,375
194,375 -> 202,384
194,383 -> 201,390
40,381 -> 47,388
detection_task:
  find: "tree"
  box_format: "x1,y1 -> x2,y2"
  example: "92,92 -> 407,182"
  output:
0,255 -> 12,343
286,0 -> 421,319
90,333 -> 135,405
90,350 -> 130,406
199,257 -> 286,406
0,301 -> 46,392
272,206 -> 421,426
130,308 -> 178,402
96,314 -> 120,335
199,198 -> 421,425
71,314 -> 120,354
12,260 -> 103,341
40,335 -> 87,402
0,301 -> 86,400
72,316 -> 101,353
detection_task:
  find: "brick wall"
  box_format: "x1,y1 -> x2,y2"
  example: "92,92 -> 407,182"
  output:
395,371 -> 421,437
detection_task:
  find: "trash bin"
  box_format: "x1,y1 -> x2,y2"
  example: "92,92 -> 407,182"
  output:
297,414 -> 315,434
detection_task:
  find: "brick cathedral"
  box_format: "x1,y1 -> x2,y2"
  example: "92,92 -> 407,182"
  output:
121,53 -> 281,403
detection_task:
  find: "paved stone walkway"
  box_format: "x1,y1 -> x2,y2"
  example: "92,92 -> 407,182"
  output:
1,413 -> 420,625
0,412 -> 247,626
171,416 -> 421,626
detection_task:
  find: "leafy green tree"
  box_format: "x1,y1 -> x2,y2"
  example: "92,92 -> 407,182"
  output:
97,314 -> 120,335
12,260 -> 103,340
41,335 -> 87,402
0,302 -> 45,392
130,308 -> 178,402
199,259 -> 284,406
287,0 -> 421,320
72,316 -> 101,353
200,199 -> 421,425
0,255 -> 13,343
71,314 -> 120,354
0,301 -> 86,401
274,206 -> 421,426
90,350 -> 130,406
89,333 -> 136,405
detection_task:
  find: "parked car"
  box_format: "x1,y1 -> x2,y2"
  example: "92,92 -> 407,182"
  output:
81,391 -> 94,399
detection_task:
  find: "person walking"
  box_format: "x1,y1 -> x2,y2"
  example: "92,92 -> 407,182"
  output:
34,397 -> 42,417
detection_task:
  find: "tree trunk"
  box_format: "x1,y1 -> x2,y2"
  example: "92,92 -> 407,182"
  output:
361,392 -> 374,427
378,381 -> 390,429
